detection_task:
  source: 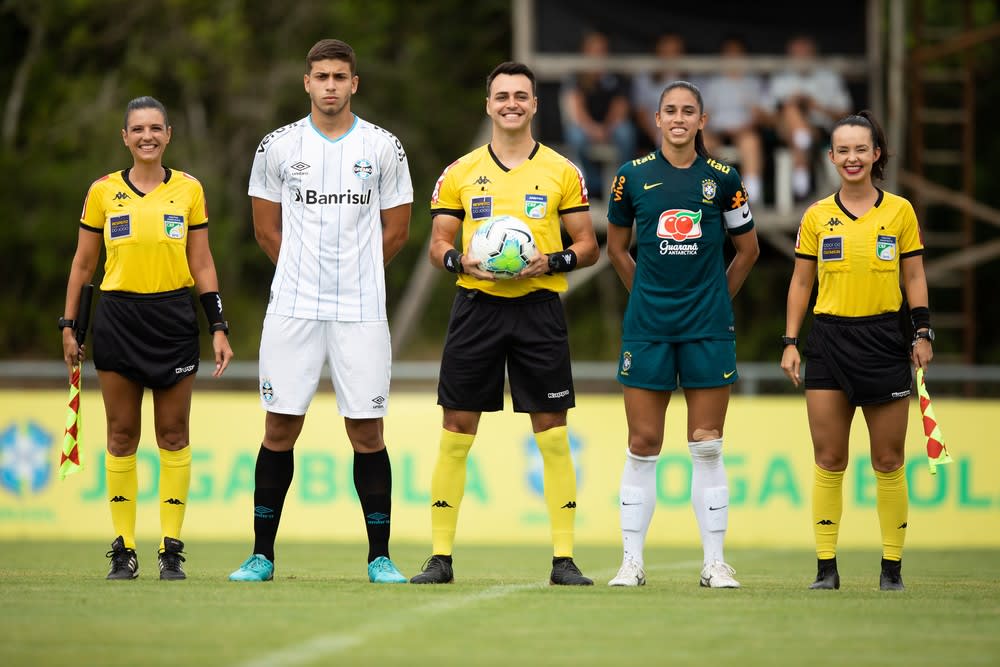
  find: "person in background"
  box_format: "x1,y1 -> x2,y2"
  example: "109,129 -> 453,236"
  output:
781,111 -> 932,591
769,34 -> 852,200
561,30 -> 637,199
700,34 -> 766,204
63,95 -> 233,581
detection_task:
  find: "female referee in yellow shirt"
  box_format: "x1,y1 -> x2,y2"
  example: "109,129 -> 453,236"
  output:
781,110 -> 933,591
61,96 -> 233,580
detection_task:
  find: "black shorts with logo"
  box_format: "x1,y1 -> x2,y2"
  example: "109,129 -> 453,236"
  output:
438,288 -> 575,413
803,312 -> 911,406
93,288 -> 200,389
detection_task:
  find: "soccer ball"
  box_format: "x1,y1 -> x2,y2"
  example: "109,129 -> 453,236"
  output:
469,215 -> 536,279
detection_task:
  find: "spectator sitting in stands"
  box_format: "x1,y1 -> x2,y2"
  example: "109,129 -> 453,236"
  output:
769,34 -> 852,200
561,30 -> 637,199
632,33 -> 705,153
700,35 -> 766,204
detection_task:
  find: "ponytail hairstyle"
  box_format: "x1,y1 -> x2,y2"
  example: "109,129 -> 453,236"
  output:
657,80 -> 711,159
830,109 -> 889,180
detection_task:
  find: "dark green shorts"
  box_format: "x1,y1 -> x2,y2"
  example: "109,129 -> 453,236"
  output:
617,339 -> 738,391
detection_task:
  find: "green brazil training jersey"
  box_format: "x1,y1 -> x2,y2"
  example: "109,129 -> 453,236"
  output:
607,150 -> 755,342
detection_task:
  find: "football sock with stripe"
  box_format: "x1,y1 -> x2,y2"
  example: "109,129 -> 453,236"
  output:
535,425 -> 577,558
429,430 -> 474,556
875,466 -> 908,561
252,445 -> 294,562
812,464 -> 845,559
618,448 -> 658,567
689,439 -> 729,565
158,446 -> 191,551
106,452 -> 138,550
353,447 -> 393,563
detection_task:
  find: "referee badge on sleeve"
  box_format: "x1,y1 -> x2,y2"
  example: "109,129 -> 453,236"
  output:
876,234 -> 896,261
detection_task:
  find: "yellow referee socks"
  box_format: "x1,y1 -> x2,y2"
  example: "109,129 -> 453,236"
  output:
158,446 -> 192,551
429,430 -> 475,556
105,452 -> 138,550
875,466 -> 908,561
535,426 -> 577,558
812,464 -> 845,560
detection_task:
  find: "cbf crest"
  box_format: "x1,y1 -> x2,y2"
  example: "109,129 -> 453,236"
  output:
524,194 -> 547,219
701,179 -> 717,202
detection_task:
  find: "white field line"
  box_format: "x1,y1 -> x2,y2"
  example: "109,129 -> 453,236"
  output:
234,559 -> 703,667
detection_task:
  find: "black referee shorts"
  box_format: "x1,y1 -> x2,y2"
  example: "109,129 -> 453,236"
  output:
438,288 -> 575,414
803,312 -> 912,406
93,288 -> 200,389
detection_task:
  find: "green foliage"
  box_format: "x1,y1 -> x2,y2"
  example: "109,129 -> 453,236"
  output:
1,0 -> 508,360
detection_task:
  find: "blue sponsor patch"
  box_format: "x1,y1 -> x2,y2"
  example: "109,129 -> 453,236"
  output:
524,194 -> 547,219
471,196 -> 493,220
163,214 -> 185,239
109,214 -> 131,239
821,235 -> 844,261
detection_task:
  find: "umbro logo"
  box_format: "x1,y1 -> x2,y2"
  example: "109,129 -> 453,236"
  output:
110,495 -> 130,502
163,498 -> 184,505
898,522 -> 908,529
371,395 -> 385,406
254,505 -> 274,519
432,500 -> 454,508
366,512 -> 390,525
113,191 -> 130,201
290,161 -> 310,172
825,217 -> 844,230
561,501 -> 577,509
817,519 -> 836,525
473,175 -> 491,185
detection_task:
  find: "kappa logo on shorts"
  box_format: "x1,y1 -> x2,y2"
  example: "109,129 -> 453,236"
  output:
876,234 -> 897,261
261,379 -> 274,402
821,236 -> 844,261
471,196 -> 493,220
109,214 -> 131,239
163,214 -> 184,239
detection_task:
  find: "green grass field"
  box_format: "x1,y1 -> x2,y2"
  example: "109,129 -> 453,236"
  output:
2,542 -> 998,667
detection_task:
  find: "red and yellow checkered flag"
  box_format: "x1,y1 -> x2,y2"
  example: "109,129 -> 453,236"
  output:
60,365 -> 83,479
916,367 -> 952,475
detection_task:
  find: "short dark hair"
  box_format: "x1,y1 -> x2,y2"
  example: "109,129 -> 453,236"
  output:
123,96 -> 168,129
306,39 -> 357,75
831,110 -> 890,180
486,62 -> 536,96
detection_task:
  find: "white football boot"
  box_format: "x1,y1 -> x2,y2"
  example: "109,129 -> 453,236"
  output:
608,557 -> 646,587
699,560 -> 740,588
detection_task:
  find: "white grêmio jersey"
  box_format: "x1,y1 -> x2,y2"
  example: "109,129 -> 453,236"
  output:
249,114 -> 413,321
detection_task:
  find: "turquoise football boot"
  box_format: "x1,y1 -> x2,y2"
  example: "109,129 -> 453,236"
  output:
228,554 -> 274,582
368,556 -> 407,583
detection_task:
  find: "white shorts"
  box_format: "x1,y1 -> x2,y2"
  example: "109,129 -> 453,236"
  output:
258,315 -> 391,418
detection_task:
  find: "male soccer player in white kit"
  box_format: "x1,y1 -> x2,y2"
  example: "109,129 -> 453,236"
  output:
229,38 -> 413,584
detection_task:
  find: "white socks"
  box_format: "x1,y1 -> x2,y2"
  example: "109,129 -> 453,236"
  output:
689,439 -> 729,565
618,449 -> 658,567
792,167 -> 811,197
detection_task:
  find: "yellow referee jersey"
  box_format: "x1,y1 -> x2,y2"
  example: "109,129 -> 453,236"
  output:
80,168 -> 208,293
795,189 -> 923,317
430,142 -> 589,298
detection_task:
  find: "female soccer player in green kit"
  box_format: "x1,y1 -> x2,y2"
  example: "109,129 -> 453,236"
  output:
606,81 -> 759,588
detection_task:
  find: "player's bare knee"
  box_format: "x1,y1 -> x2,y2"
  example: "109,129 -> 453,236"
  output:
628,434 -> 661,458
106,429 -> 139,457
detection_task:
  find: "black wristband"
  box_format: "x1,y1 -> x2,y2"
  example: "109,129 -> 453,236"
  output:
781,335 -> 799,348
443,248 -> 464,274
200,291 -> 228,335
910,306 -> 931,331
547,249 -> 578,273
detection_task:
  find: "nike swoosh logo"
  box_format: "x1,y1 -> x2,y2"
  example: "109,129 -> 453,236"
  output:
621,502 -> 641,506
741,209 -> 750,219
643,182 -> 662,190
709,505 -> 728,511
723,370 -> 736,379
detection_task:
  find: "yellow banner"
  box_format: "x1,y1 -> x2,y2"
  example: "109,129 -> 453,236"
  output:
0,391 -> 996,546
